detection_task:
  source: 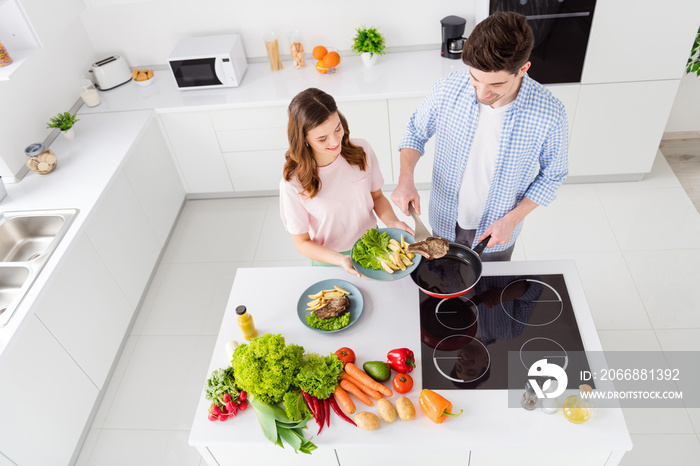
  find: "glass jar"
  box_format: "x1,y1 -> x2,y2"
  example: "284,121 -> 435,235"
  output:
288,30 -> 306,69
521,381 -> 538,410
562,384 -> 593,423
0,41 -> 12,67
235,305 -> 258,340
25,143 -> 57,175
80,77 -> 100,107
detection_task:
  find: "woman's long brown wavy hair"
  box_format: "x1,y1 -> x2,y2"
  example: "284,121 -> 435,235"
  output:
283,88 -> 367,199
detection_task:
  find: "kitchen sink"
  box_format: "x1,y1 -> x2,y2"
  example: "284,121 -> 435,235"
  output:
0,209 -> 78,327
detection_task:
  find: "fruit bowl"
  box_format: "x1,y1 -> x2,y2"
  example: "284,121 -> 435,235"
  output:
135,75 -> 155,87
313,46 -> 341,74
133,68 -> 155,86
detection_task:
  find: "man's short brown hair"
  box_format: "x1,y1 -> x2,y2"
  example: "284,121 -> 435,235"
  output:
462,11 -> 534,75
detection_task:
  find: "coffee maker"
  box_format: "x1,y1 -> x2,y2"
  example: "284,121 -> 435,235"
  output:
441,15 -> 467,60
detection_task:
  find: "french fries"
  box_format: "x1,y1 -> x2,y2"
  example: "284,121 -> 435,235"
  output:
380,235 -> 415,273
306,285 -> 352,310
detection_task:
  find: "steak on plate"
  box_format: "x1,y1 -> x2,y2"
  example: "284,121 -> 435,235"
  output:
313,296 -> 350,319
407,237 -> 449,260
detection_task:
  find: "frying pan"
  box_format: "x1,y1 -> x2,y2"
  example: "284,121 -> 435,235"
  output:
407,203 -> 490,298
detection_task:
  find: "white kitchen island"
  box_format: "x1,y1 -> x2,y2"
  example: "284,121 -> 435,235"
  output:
189,262 -> 631,466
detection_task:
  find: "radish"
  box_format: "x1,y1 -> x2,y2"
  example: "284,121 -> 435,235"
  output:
222,393 -> 231,403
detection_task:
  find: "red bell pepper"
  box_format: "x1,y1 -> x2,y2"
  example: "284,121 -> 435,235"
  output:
386,348 -> 416,373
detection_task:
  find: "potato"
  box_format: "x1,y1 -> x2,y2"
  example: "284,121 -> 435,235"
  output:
377,398 -> 397,423
132,68 -> 139,80
354,411 -> 381,430
147,69 -> 154,79
396,396 -> 415,421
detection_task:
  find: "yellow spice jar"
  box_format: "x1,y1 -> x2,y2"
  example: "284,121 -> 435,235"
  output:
25,143 -> 57,175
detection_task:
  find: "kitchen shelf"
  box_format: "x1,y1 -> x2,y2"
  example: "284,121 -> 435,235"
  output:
0,0 -> 41,81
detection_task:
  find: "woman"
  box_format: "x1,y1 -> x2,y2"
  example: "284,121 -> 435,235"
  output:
280,88 -> 412,276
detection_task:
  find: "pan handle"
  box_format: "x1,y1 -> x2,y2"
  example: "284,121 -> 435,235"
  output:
472,235 -> 492,255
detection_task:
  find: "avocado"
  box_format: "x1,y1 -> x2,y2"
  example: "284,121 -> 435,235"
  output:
363,361 -> 391,382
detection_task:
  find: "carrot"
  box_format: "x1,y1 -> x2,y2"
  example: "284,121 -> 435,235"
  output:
345,363 -> 393,397
340,372 -> 382,400
340,380 -> 373,407
334,385 -> 356,414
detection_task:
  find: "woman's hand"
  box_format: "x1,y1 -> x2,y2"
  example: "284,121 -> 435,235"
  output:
339,255 -> 362,278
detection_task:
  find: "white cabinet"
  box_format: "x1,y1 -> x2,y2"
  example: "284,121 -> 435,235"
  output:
582,0 -> 700,84
162,101 -> 396,194
568,80 -> 680,177
0,315 -> 98,466
34,232 -> 133,389
124,119 -> 186,245
160,111 -> 234,193
469,450 -> 612,466
337,99 -> 393,184
34,119 -> 184,388
336,448 -> 468,466
543,84 -> 580,141
205,445 -> 339,466
212,106 -> 288,192
388,96 -> 436,185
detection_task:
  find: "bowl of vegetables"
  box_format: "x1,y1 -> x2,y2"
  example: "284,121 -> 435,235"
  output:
351,228 -> 421,281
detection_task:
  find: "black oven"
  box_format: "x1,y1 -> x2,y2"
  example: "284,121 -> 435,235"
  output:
490,0 -> 597,84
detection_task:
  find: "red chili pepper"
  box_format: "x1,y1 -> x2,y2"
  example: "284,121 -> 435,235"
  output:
387,348 -> 416,373
329,395 -> 357,426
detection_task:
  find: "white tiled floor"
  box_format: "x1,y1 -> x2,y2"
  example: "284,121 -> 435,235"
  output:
76,152 -> 700,465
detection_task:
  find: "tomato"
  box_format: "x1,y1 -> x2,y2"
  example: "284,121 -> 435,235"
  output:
392,373 -> 414,394
335,347 -> 356,365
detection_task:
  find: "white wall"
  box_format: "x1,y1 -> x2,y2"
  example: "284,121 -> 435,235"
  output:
665,73 -> 700,134
0,0 -> 98,180
80,0 -> 477,66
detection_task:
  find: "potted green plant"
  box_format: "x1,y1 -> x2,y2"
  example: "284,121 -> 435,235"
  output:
686,25 -> 700,76
351,26 -> 386,66
47,111 -> 79,140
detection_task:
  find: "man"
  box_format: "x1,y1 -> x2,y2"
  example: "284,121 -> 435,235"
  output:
391,11 -> 568,261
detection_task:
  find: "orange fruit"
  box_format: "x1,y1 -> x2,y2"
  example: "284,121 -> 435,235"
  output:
312,45 -> 328,61
321,51 -> 340,68
315,60 -> 327,74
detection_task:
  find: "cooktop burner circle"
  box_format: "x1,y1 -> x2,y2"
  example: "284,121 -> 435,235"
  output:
433,335 -> 490,384
435,297 -> 479,331
502,279 -> 563,326
519,337 -> 569,371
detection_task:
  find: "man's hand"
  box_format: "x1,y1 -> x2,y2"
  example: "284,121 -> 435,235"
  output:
391,148 -> 422,215
477,197 -> 539,248
390,181 -> 420,216
477,216 -> 518,248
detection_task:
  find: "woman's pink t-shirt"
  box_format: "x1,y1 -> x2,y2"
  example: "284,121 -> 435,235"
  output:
279,139 -> 384,252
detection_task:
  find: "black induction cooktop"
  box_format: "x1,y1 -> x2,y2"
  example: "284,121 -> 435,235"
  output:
419,274 -> 594,390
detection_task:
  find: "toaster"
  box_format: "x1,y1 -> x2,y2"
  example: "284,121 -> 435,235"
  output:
89,56 -> 132,90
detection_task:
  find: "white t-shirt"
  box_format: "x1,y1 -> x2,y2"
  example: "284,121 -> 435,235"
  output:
457,102 -> 512,229
279,139 -> 384,252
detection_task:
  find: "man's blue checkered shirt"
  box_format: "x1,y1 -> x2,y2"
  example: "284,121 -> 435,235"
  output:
399,70 -> 569,252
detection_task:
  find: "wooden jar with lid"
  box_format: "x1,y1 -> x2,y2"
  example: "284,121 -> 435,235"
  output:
25,143 -> 57,174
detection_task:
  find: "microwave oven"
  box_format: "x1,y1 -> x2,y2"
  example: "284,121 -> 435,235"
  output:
168,34 -> 247,90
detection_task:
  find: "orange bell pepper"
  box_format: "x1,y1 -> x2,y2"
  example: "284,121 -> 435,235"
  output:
419,389 -> 463,424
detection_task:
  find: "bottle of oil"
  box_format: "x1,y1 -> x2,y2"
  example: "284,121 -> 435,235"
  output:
235,305 -> 258,340
562,384 -> 593,423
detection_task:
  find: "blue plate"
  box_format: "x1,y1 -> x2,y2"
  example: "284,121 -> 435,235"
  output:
350,228 -> 422,281
297,279 -> 364,333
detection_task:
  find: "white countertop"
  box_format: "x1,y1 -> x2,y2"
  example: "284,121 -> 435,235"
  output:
77,50 -> 468,114
189,262 -> 631,456
0,110 -> 154,359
